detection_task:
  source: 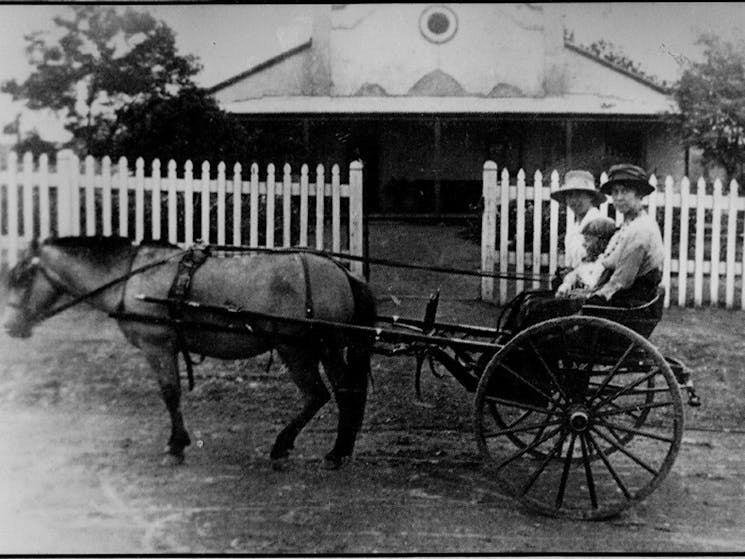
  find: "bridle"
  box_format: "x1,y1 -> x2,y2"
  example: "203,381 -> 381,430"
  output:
6,245 -> 188,328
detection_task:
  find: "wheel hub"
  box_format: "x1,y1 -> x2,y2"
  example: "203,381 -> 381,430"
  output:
568,406 -> 591,432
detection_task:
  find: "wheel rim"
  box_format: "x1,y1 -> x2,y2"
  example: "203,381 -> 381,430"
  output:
473,316 -> 684,520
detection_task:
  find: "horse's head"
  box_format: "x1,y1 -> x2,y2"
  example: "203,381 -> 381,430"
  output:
3,239 -> 64,338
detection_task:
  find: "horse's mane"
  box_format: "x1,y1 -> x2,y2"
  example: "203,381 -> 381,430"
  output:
43,236 -> 135,265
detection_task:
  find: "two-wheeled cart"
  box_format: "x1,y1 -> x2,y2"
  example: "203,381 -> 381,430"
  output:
124,246 -> 701,520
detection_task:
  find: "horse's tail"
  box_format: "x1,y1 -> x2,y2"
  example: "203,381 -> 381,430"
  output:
340,272 -> 376,441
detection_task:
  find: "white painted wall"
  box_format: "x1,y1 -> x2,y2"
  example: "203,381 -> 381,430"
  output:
329,4 -> 553,97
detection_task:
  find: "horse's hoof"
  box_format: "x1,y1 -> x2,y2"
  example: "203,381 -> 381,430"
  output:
322,455 -> 350,470
271,457 -> 290,471
161,449 -> 185,466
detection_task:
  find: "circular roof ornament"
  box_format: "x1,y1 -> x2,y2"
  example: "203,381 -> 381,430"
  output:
419,5 -> 458,44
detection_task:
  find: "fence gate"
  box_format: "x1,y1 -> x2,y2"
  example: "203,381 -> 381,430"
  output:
0,151 -> 365,276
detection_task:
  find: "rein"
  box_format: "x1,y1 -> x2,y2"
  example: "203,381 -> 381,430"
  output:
26,249 -> 188,325
206,244 -> 551,283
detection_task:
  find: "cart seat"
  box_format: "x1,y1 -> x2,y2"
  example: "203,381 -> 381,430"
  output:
580,287 -> 665,338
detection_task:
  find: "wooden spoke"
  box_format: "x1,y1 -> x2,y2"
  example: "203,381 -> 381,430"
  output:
593,367 -> 662,410
588,342 -> 637,403
590,427 -> 659,476
482,418 -> 563,439
526,339 -> 568,402
494,425 -> 563,470
504,409 -> 534,429
596,418 -> 676,444
520,430 -> 569,495
496,360 -> 555,404
579,434 -> 598,509
596,400 -> 673,417
585,430 -> 631,500
484,395 -> 559,416
555,432 -> 577,509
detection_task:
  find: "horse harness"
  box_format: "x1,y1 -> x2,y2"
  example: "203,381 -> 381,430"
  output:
165,247 -> 318,391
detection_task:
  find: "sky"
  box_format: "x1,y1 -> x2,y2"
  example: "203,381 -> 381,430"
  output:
1,2 -> 744,142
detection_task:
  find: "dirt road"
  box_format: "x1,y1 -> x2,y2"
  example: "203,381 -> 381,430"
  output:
1,308 -> 744,554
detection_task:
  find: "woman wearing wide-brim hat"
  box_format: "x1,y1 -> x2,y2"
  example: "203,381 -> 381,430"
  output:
549,170 -> 607,288
586,163 -> 664,307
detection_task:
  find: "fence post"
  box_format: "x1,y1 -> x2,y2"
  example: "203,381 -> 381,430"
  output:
6,151 -> 19,265
348,160 -> 364,277
480,161 -> 497,301
56,149 -> 76,238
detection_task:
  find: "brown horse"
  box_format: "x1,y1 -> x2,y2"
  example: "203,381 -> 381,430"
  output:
2,236 -> 375,469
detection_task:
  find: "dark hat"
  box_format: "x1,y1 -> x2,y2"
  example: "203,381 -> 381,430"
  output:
550,170 -> 607,206
600,164 -> 654,196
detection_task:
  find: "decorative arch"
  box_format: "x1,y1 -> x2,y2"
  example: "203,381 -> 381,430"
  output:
407,69 -> 466,96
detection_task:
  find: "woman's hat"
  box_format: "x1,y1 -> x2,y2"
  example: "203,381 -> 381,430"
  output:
581,216 -> 617,240
550,170 -> 607,206
600,163 -> 654,196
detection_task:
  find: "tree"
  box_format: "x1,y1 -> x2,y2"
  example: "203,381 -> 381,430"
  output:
108,86 -> 256,166
13,131 -> 59,159
675,34 -> 745,181
2,5 -> 202,154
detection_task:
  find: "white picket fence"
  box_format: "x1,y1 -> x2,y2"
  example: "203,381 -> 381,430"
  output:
480,161 -> 745,309
0,151 -> 365,275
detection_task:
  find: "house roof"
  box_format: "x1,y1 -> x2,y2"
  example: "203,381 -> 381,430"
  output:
207,40 -> 312,94
222,94 -> 676,116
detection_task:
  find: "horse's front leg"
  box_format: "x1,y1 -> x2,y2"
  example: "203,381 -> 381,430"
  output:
141,343 -> 191,465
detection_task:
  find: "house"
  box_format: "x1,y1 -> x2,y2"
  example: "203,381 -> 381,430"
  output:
209,3 -> 690,215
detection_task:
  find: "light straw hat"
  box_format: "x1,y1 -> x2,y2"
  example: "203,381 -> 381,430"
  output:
550,170 -> 606,206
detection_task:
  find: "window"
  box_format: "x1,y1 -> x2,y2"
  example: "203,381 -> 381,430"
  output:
419,5 -> 458,44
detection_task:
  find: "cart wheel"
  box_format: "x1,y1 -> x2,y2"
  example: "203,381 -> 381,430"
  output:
473,316 -> 684,520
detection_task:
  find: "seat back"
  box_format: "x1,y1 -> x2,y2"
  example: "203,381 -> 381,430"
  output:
581,287 -> 664,338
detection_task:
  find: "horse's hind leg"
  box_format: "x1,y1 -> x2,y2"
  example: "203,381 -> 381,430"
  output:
272,345 -> 329,467
320,341 -> 369,470
142,344 -> 191,465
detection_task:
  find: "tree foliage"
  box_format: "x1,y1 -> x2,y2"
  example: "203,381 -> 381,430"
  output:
675,34 -> 745,180
1,5 -> 251,160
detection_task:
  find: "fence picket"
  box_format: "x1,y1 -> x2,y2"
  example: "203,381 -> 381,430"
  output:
315,164 -> 325,251
348,161 -> 364,276
480,162 -> 497,300
232,163 -> 242,246
677,177 -> 690,307
7,152 -> 18,265
117,157 -> 128,238
266,164 -> 276,248
549,171 -> 559,278
250,163 -> 259,247
332,165 -> 341,253
710,179 -> 723,306
184,161 -> 194,245
662,177 -> 674,308
282,164 -> 292,247
135,158 -> 145,242
693,177 -> 706,306
499,168 -> 511,302
168,160 -> 178,244
23,152 -> 34,239
102,156 -> 112,237
216,161 -> 226,245
532,170 -> 543,289
70,153 -> 81,236
84,155 -> 96,236
39,154 -> 50,239
151,159 -> 162,241
201,161 -> 211,244
299,164 -> 309,247
725,180 -> 738,309
515,169 -> 526,294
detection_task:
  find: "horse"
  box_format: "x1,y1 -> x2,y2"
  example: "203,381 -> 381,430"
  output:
2,236 -> 376,469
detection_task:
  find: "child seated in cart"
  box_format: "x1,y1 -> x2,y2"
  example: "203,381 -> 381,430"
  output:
499,216 -> 616,334
555,216 -> 617,298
